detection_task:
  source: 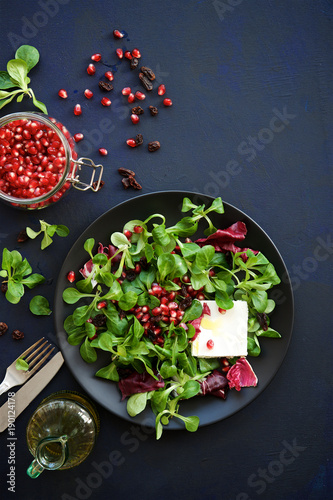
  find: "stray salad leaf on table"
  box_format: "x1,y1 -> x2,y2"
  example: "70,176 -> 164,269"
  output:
62,197 -> 282,438
26,220 -> 69,250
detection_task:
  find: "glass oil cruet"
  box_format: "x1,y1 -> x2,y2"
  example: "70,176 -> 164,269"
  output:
26,391 -> 100,478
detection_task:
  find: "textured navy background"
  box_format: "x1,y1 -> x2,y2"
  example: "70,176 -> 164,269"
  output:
0,1 -> 332,499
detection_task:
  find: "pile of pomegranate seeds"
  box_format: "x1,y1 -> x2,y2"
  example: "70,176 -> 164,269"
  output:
0,118 -> 76,206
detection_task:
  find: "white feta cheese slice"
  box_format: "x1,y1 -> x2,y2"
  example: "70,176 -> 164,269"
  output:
191,300 -> 248,358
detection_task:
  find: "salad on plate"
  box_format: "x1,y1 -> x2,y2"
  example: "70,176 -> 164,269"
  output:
62,197 -> 282,438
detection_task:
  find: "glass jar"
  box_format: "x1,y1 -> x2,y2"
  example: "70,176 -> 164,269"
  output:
0,112 -> 104,209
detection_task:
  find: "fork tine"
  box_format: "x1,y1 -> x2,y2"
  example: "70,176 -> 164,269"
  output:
27,347 -> 55,376
16,337 -> 45,361
25,340 -> 49,364
26,343 -> 52,368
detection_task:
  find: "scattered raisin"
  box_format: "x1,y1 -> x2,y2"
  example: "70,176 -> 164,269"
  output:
179,296 -> 193,310
1,282 -> 8,293
92,180 -> 105,191
12,329 -> 24,340
149,105 -> 158,116
98,81 -> 113,91
148,141 -> 160,152
128,175 -> 142,190
121,177 -> 131,189
135,134 -> 143,146
130,57 -> 139,70
119,309 -> 126,320
139,256 -> 149,270
0,322 -> 8,336
131,106 -> 144,115
92,314 -> 107,328
140,66 -> 156,81
139,73 -> 153,91
125,270 -> 137,282
118,167 -> 136,177
257,312 -> 268,331
17,229 -> 29,243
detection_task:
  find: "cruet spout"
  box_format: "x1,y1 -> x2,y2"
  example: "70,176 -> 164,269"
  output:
27,435 -> 69,478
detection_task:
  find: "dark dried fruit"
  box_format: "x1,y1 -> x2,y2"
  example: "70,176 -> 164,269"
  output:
149,105 -> 158,116
12,329 -> 24,340
92,180 -> 105,191
139,73 -> 153,91
257,312 -> 268,331
141,66 -> 156,81
130,57 -> 139,70
92,314 -> 107,328
148,141 -> 160,152
99,81 -> 114,91
118,167 -> 136,177
135,134 -> 143,146
0,322 -> 8,336
131,106 -> 144,115
125,270 -> 137,282
121,177 -> 131,189
179,296 -> 193,310
139,256 -> 149,270
122,175 -> 142,190
1,282 -> 8,293
17,229 -> 28,243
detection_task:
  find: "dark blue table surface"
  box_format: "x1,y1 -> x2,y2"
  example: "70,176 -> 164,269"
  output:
0,1 -> 332,499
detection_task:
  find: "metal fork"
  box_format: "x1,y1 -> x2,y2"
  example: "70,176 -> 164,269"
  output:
0,338 -> 55,395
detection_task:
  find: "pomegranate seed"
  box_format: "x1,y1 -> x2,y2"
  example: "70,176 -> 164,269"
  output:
209,269 -> 216,277
58,89 -> 68,99
73,133 -> 84,142
136,312 -> 143,320
170,310 -> 177,318
113,29 -> 124,38
207,339 -> 214,350
157,84 -> 166,96
97,301 -> 107,309
135,91 -> 146,101
163,98 -> 173,106
168,301 -> 178,310
182,275 -> 190,283
152,307 -> 162,316
126,138 -> 137,147
101,97 -> 111,106
169,317 -> 177,323
176,310 -> 184,320
222,366 -> 230,373
197,293 -> 205,300
91,53 -> 102,61
218,308 -> 227,314
131,114 -> 140,124
127,93 -> 135,103
168,292 -> 176,300
102,72 -> 113,83
87,63 -> 96,75
222,358 -> 230,367
152,285 -> 162,296
133,225 -> 143,233
124,51 -> 132,60
67,271 -> 75,282
134,264 -> 141,273
84,89 -> 93,99
141,306 -> 150,313
141,313 -> 150,323
161,297 -> 168,305
99,148 -> 108,156
116,48 -> 123,59
74,104 -> 82,116
122,87 -> 131,96
132,48 -> 141,58
124,229 -> 132,238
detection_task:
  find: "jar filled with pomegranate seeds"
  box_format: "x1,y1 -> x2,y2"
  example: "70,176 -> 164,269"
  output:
0,112 -> 104,209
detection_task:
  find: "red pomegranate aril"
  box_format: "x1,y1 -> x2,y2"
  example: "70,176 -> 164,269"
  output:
124,51 -> 132,60
157,84 -> 166,96
133,225 -> 143,233
152,285 -> 162,295
176,310 -> 184,320
101,97 -> 111,106
122,87 -> 131,96
87,64 -> 96,75
160,304 -> 169,315
124,229 -> 132,238
168,292 -> 176,300
131,114 -> 139,124
132,48 -> 141,58
105,71 -> 114,81
116,48 -> 123,59
168,301 -> 178,310
197,293 -> 205,300
141,313 -> 150,323
113,29 -> 124,39
84,89 -> 93,99
160,297 -> 168,305
170,310 -> 177,318
141,305 -> 150,314
67,271 -> 75,282
127,93 -> 135,103
99,148 -> 108,156
97,301 -> 107,310
151,307 -> 162,316
218,307 -> 227,314
74,104 -> 82,116
136,312 -> 143,320
91,53 -> 102,61
74,133 -> 84,142
126,138 -> 136,147
163,98 -> 172,106
207,339 -> 214,350
182,275 -> 190,283
135,91 -> 146,101
58,89 -> 68,99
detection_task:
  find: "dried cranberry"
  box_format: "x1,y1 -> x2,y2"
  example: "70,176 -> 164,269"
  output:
12,329 -> 24,340
0,322 -> 8,336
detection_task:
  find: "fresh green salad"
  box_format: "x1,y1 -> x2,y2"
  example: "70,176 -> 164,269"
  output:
62,197 -> 281,438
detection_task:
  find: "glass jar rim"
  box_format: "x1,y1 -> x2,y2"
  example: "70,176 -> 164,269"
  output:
0,112 -> 73,205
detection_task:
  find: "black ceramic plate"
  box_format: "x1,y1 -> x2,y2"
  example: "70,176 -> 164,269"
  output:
54,191 -> 294,430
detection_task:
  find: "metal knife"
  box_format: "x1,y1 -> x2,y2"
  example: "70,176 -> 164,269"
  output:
0,351 -> 64,432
